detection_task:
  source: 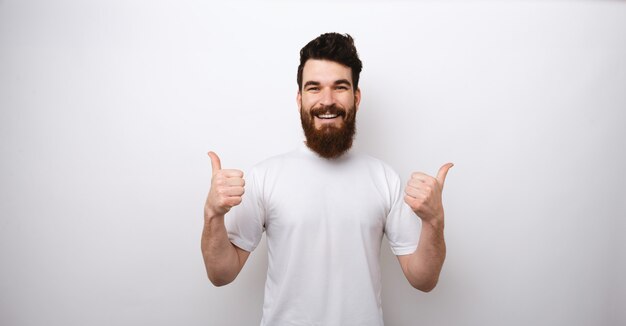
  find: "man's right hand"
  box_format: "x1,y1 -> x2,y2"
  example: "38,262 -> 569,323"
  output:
204,151 -> 245,219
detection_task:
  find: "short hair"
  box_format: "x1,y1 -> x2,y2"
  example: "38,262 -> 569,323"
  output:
297,33 -> 363,91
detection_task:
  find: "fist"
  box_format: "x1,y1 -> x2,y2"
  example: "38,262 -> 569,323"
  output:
204,151 -> 245,218
404,163 -> 453,227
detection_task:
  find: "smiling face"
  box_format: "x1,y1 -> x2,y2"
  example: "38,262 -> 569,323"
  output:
298,59 -> 361,129
297,59 -> 361,159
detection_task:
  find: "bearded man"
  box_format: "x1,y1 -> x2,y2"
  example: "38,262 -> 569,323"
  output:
202,33 -> 453,326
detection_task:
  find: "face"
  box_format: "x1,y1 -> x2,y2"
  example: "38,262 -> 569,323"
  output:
297,59 -> 361,159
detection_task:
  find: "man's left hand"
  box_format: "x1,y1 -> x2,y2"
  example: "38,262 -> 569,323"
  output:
404,163 -> 454,228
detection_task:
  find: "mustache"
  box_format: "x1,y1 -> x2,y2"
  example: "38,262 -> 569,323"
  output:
310,105 -> 347,117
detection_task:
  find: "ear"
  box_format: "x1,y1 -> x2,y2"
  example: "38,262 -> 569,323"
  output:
354,87 -> 361,112
296,90 -> 302,110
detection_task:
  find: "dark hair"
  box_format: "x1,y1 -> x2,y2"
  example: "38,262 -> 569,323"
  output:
297,33 -> 363,91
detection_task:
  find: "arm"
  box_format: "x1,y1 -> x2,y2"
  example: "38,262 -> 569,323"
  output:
201,151 -> 250,287
398,163 -> 453,292
397,220 -> 445,292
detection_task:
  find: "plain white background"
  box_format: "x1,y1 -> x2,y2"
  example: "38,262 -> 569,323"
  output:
1,0 -> 625,325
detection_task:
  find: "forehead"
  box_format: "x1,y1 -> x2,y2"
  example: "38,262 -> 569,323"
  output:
302,59 -> 353,84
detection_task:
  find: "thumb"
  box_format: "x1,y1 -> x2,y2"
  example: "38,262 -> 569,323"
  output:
436,162 -> 454,189
208,151 -> 221,176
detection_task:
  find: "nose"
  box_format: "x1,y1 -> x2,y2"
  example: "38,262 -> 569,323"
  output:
319,88 -> 335,106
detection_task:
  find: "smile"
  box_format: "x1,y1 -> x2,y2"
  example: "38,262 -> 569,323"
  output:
316,113 -> 339,119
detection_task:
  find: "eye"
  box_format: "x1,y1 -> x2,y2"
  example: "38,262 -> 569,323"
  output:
335,85 -> 349,91
306,86 -> 320,92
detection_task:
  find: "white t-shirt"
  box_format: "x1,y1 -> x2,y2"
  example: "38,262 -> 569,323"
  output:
225,144 -> 421,326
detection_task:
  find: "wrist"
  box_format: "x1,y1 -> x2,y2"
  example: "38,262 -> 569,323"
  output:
423,215 -> 444,232
204,206 -> 225,223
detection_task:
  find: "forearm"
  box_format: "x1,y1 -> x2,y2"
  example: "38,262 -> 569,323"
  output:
201,214 -> 242,286
405,221 -> 446,292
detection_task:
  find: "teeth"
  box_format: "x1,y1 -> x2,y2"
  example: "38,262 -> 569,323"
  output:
317,114 -> 338,119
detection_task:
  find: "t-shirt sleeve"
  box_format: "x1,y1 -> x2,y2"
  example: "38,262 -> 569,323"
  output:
384,169 -> 421,256
224,166 -> 266,252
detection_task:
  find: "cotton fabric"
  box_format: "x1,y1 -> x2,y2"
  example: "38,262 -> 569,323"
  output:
225,144 -> 421,326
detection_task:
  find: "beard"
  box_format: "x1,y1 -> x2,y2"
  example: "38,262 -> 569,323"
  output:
300,103 -> 357,159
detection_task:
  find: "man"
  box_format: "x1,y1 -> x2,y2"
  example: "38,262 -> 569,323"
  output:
202,33 -> 453,325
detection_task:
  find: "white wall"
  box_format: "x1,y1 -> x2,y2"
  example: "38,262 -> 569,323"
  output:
1,1 -> 625,325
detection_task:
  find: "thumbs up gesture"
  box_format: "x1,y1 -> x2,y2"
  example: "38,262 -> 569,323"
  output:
404,163 -> 454,227
204,151 -> 245,219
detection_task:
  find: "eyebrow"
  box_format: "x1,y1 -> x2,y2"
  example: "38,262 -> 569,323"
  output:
334,79 -> 352,87
303,81 -> 321,88
303,79 -> 352,88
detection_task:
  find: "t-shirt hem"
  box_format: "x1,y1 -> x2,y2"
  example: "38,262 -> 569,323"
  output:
229,236 -> 255,253
390,245 -> 418,256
